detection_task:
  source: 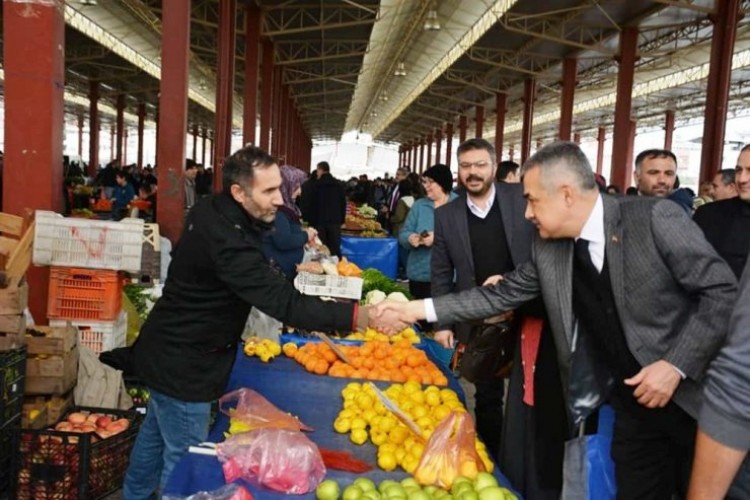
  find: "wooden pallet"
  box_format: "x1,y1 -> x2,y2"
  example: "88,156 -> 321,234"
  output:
0,210 -> 34,289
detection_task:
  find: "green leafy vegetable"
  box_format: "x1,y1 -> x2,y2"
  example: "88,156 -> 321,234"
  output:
361,268 -> 411,301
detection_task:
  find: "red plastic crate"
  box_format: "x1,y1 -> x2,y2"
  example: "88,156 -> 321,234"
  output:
47,267 -> 122,322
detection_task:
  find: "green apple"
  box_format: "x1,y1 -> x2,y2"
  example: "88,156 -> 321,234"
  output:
459,491 -> 479,500
343,485 -> 364,500
401,478 -> 420,490
451,479 -> 474,497
406,490 -> 430,500
477,486 -> 506,500
422,486 -> 438,497
317,479 -> 341,500
473,472 -> 498,492
384,484 -> 407,499
354,478 -> 377,493
379,480 -> 399,494
431,491 -> 450,500
363,491 -> 382,500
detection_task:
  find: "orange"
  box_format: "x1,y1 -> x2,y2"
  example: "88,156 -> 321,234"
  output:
322,350 -> 338,363
406,354 -> 422,368
282,343 -> 298,357
314,360 -> 329,375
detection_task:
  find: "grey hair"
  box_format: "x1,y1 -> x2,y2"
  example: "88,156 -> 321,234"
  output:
520,141 -> 597,192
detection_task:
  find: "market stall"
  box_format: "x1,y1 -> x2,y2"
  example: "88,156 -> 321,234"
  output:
164,349 -> 519,499
341,236 -> 399,280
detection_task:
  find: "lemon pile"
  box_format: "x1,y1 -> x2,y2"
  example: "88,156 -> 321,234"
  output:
333,381 -> 493,475
243,337 -> 281,363
344,326 -> 420,344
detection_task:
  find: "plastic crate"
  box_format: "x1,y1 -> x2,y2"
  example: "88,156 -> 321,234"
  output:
1,346 -> 26,425
33,210 -> 144,273
135,223 -> 161,283
1,414 -> 20,497
47,267 -> 123,322
50,312 -> 127,355
13,406 -> 142,500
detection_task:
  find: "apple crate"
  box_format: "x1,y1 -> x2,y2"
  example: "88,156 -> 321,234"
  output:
47,267 -> 123,322
33,210 -> 144,273
50,312 -> 127,355
14,406 -> 142,500
1,345 -> 26,425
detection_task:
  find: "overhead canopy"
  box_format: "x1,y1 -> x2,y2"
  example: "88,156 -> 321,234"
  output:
0,0 -> 747,146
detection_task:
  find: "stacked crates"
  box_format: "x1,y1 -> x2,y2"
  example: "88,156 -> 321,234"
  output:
33,211 -> 140,354
1,345 -> 26,496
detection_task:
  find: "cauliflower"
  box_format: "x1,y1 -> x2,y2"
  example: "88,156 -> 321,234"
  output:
386,292 -> 409,303
365,290 -> 387,305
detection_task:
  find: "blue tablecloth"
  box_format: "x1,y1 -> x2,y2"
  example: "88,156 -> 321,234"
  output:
164,349 -> 519,499
341,236 -> 398,279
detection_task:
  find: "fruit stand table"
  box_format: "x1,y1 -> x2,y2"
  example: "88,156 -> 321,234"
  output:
341,236 -> 398,279
163,350 -> 520,499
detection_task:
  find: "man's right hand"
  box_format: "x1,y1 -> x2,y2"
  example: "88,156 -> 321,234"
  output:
434,329 -> 455,349
408,234 -> 422,247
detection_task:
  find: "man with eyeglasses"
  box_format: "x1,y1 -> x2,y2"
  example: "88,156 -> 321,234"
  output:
431,138 -> 564,498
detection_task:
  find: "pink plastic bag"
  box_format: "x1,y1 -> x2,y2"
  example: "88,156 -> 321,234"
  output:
218,388 -> 312,431
216,428 -> 326,494
163,484 -> 253,500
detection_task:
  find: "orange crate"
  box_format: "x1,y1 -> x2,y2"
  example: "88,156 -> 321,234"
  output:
47,268 -> 122,322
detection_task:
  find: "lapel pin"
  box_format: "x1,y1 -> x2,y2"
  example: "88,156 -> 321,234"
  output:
612,235 -> 619,243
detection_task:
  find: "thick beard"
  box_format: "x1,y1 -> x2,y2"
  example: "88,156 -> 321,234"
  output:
465,177 -> 492,197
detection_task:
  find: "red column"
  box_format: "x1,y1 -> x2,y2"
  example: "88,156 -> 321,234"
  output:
243,3 -> 261,145
272,67 -> 283,156
596,127 -> 605,175
110,126 -> 115,162
278,86 -> 289,162
494,93 -> 507,157
88,81 -> 100,176
610,27 -> 638,190
459,115 -> 467,144
123,129 -> 129,165
475,105 -> 484,138
209,133 -> 215,168
509,146 -> 514,162
192,125 -> 199,161
664,110 -> 675,150
201,127 -> 208,167
156,0 -> 191,243
284,93 -> 293,163
419,139 -> 426,173
260,41 -> 274,151
445,123 -> 454,168
559,57 -> 577,141
700,0 -> 740,182
3,0 -> 65,322
77,114 -> 84,158
426,133 -> 433,166
521,78 -> 536,164
406,142 -> 412,170
435,128 -> 443,165
137,103 -> 145,170
626,120 -> 637,181
214,0 -> 236,190
116,94 -> 125,163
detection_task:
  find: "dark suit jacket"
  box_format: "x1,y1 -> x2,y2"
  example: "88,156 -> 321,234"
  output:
432,195 -> 738,418
693,197 -> 750,279
431,182 -> 536,343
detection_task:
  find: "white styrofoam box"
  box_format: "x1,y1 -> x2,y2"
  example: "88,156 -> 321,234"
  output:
33,210 -> 144,272
50,311 -> 127,355
294,272 -> 363,300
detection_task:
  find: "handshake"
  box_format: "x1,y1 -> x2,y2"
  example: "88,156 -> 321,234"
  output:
357,299 -> 427,334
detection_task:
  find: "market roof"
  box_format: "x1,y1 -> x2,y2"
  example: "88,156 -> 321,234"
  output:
1,0 -> 748,146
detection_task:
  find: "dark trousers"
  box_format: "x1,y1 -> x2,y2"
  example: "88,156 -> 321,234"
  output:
316,224 -> 342,257
408,280 -> 431,299
610,399 -> 696,500
474,378 -> 505,461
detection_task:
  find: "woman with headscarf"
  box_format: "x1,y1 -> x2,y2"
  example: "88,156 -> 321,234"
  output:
262,165 -> 316,280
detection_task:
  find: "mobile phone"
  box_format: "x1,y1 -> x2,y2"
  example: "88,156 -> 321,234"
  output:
420,230 -> 430,238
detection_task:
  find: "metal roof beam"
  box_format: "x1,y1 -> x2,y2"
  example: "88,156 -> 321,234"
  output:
650,0 -> 716,14
427,89 -> 482,108
262,5 -> 377,37
275,41 -> 369,65
443,68 -> 510,94
293,87 -> 354,98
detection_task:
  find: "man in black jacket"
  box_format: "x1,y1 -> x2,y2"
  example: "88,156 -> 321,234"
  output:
123,146 -> 390,499
310,161 -> 346,256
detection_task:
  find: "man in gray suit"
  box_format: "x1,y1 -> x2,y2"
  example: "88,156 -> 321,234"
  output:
374,141 -> 737,498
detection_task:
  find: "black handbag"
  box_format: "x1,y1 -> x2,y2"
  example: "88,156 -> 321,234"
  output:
458,321 -> 516,383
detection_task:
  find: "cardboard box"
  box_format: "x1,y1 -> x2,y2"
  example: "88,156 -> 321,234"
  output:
25,347 -> 78,395
294,272 -> 363,300
25,324 -> 77,355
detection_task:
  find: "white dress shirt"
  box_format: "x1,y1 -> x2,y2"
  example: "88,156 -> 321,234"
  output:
466,183 -> 496,219
577,194 -> 605,271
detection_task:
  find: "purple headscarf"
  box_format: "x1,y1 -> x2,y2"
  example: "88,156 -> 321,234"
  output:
279,165 -> 307,218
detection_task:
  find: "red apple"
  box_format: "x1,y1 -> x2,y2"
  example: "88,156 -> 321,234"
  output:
80,424 -> 97,433
95,416 -> 112,429
86,413 -> 102,425
55,422 -> 74,432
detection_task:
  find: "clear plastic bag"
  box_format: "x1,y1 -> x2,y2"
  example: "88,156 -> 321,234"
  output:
163,483 -> 253,500
216,428 -> 326,494
218,388 -> 312,431
413,411 -> 486,488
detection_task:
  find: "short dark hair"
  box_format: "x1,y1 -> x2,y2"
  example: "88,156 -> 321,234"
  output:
741,144 -> 750,153
496,160 -> 519,182
185,159 -> 198,171
317,161 -> 331,173
115,171 -> 127,180
626,186 -> 638,196
634,149 -> 677,170
716,168 -> 736,185
456,138 -> 497,165
222,145 -> 277,194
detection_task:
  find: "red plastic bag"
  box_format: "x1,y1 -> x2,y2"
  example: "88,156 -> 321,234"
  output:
216,428 -> 326,494
413,411 -> 486,488
219,388 -> 312,431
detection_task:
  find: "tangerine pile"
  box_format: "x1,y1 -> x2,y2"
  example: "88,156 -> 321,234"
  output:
289,340 -> 449,386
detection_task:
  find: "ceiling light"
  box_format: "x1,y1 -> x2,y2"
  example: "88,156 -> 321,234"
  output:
379,91 -> 389,102
199,79 -> 208,91
80,0 -> 98,5
424,4 -> 441,31
394,62 -> 407,77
